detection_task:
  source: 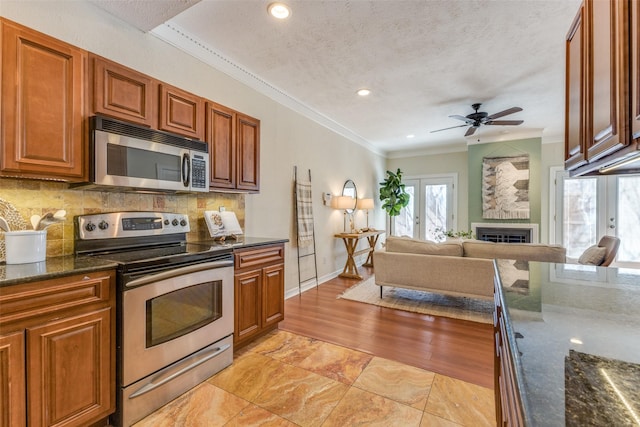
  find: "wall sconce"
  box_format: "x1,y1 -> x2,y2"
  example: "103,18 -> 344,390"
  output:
357,198 -> 374,228
332,196 -> 355,232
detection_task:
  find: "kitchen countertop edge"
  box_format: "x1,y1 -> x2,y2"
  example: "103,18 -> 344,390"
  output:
1,237 -> 289,287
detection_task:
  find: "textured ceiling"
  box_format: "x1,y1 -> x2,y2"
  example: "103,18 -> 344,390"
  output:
90,0 -> 582,156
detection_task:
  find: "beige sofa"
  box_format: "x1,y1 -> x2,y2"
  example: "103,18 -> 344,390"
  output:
373,236 -> 566,300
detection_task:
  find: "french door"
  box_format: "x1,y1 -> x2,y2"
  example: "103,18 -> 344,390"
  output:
392,175 -> 456,241
555,171 -> 640,267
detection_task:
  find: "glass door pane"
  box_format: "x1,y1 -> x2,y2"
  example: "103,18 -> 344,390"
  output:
392,181 -> 417,237
617,176 -> 640,263
562,177 -> 598,259
424,184 -> 448,241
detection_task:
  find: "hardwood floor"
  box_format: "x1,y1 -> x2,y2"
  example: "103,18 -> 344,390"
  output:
279,266 -> 495,389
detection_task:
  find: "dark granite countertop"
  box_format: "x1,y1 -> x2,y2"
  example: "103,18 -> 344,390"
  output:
0,255 -> 118,287
495,260 -> 640,427
0,237 -> 288,288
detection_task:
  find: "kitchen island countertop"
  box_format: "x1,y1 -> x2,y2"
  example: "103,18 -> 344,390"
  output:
496,260 -> 640,426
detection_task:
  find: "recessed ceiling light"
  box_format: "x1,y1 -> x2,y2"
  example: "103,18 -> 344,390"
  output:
356,88 -> 371,96
407,134 -> 415,139
268,2 -> 291,19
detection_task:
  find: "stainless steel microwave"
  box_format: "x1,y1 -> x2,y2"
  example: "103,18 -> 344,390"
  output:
78,115 -> 209,193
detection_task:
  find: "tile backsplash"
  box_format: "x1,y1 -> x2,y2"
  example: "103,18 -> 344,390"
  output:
0,178 -> 245,262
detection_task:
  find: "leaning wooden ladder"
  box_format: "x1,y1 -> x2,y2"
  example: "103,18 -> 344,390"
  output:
293,166 -> 319,294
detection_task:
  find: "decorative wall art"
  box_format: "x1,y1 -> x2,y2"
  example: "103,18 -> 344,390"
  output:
482,155 -> 530,219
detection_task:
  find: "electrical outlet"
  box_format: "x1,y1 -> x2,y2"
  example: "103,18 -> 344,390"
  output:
219,206 -> 226,212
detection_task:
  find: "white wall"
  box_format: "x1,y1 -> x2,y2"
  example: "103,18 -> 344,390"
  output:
1,1 -> 386,294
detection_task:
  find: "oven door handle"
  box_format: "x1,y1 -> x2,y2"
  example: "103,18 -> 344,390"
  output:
128,343 -> 231,399
125,259 -> 234,288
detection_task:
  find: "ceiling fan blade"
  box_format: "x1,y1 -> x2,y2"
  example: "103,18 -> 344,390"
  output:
448,115 -> 474,124
430,124 -> 469,133
485,120 -> 524,126
465,126 -> 478,137
486,107 -> 522,120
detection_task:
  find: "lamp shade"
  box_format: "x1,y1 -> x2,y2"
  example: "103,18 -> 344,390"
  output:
357,198 -> 374,210
332,196 -> 355,210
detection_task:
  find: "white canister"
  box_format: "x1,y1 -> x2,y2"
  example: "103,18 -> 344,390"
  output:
5,230 -> 47,264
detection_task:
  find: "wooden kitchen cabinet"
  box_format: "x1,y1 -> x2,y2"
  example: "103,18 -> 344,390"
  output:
564,4 -> 587,171
236,113 -> 261,192
0,270 -> 116,427
206,102 -> 237,189
158,83 -> 205,141
584,0 -> 629,161
205,103 -> 261,192
0,331 -> 25,427
89,54 -> 156,128
565,0 -> 640,175
0,19 -> 87,181
233,244 -> 284,348
493,275 -> 524,427
632,0 -> 640,145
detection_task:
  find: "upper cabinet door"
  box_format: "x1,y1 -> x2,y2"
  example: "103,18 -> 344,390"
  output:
206,102 -> 237,189
565,5 -> 587,170
585,0 -> 630,161
158,84 -> 205,141
90,54 -> 156,127
632,0 -> 640,144
1,20 -> 87,180
236,113 -> 260,192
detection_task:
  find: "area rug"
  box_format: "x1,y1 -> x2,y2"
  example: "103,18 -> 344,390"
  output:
338,276 -> 493,324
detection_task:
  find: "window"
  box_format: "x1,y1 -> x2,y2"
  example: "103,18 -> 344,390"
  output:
555,171 -> 640,267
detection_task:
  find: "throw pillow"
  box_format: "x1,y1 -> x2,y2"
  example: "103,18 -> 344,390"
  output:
578,245 -> 607,265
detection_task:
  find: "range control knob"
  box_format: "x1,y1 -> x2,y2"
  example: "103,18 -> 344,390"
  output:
164,219 -> 170,226
85,222 -> 96,232
98,220 -> 109,230
180,219 -> 187,227
171,218 -> 179,226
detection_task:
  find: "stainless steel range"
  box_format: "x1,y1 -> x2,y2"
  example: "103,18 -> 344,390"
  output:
75,212 -> 234,427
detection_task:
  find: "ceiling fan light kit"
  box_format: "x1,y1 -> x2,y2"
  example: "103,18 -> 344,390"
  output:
431,103 -> 523,137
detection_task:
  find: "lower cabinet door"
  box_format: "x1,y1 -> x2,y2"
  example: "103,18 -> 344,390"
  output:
234,269 -> 262,344
27,307 -> 113,427
0,331 -> 26,427
262,264 -> 285,328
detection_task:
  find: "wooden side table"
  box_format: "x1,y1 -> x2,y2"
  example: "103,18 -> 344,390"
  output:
334,230 -> 384,279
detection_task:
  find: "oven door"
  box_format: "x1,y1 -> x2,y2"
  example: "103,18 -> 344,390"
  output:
121,260 -> 234,387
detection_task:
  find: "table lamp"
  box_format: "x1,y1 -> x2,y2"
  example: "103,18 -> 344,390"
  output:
357,198 -> 374,228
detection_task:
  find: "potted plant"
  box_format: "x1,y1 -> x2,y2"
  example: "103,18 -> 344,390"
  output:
379,168 -> 410,232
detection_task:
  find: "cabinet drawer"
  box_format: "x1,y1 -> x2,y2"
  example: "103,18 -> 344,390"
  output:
234,244 -> 284,270
0,271 -> 114,325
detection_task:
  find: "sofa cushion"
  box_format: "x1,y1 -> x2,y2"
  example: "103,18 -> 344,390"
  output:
578,245 -> 607,265
462,240 -> 566,262
385,236 -> 463,256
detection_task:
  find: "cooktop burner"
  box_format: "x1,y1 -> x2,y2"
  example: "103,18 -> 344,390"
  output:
89,242 -> 230,264
74,211 -> 233,270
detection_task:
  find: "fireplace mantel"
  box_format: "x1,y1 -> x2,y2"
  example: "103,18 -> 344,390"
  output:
471,223 -> 539,244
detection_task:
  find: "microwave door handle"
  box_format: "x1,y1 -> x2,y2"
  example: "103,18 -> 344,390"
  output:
182,153 -> 191,188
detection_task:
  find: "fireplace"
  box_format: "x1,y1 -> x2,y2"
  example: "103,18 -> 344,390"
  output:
471,223 -> 539,244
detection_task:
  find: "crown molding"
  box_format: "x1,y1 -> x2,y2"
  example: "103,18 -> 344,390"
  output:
151,23 -> 384,157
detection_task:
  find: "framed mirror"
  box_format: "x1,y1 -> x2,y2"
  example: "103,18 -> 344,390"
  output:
342,179 -> 358,213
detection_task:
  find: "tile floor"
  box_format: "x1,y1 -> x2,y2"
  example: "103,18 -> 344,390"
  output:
133,330 -> 495,426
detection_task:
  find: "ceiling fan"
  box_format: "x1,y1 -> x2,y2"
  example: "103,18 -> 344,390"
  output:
431,103 -> 523,137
